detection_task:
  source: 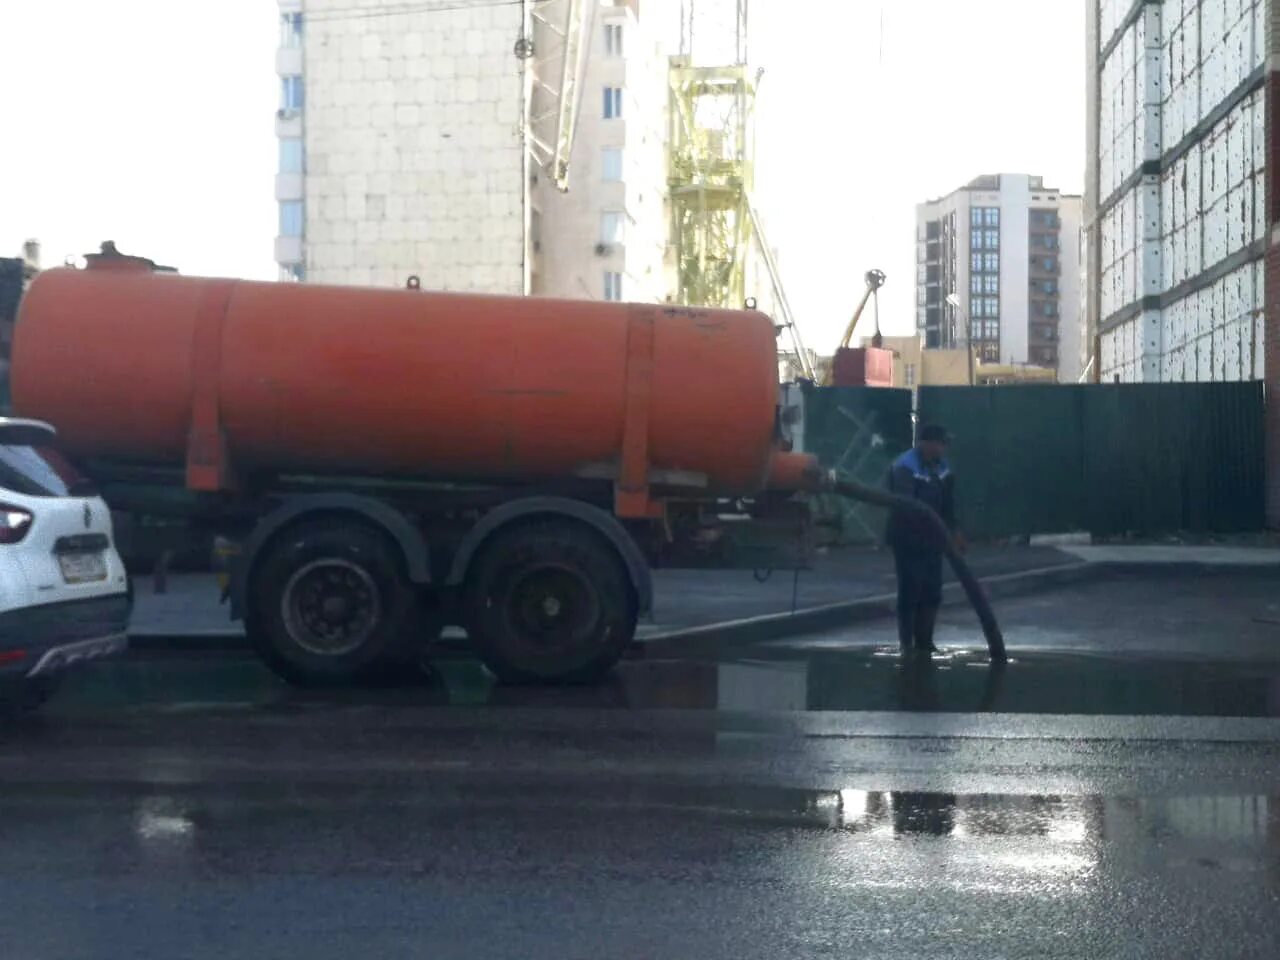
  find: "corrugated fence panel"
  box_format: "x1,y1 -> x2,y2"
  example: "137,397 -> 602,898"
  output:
1082,385 -> 1178,535
802,385 -> 913,543
916,382 -> 1263,538
1179,381 -> 1266,532
918,386 -> 1086,539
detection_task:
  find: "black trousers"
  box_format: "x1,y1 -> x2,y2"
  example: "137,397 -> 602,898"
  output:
892,544 -> 943,648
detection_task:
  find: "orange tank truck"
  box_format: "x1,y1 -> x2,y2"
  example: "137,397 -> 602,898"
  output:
12,247 -> 816,686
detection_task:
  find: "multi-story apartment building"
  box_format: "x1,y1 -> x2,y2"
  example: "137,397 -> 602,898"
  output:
1084,0 -> 1267,385
272,0 -> 672,301
916,174 -> 1083,382
1084,0 -> 1280,525
530,3 -> 673,303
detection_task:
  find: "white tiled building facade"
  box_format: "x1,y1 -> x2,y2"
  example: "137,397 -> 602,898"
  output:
916,175 -> 1084,382
530,3 -> 674,303
1085,0 -> 1266,382
274,0 -> 674,301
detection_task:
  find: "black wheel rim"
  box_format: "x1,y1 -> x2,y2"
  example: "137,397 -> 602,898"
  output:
282,559 -> 382,657
504,563 -> 599,653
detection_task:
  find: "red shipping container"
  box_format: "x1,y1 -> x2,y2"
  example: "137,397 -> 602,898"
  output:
831,347 -> 894,387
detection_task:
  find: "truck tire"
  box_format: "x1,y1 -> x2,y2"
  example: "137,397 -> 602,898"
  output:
247,519 -> 423,686
464,520 -> 636,684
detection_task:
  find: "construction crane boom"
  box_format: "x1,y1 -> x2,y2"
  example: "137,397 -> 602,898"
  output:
747,203 -> 815,381
837,269 -> 887,350
526,0 -> 595,191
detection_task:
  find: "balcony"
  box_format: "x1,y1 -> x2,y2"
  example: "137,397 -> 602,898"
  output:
275,111 -> 303,138
275,46 -> 302,77
275,173 -> 304,201
274,236 -> 303,265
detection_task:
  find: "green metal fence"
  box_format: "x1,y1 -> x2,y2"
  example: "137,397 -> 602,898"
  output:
915,382 -> 1265,538
801,384 -> 913,543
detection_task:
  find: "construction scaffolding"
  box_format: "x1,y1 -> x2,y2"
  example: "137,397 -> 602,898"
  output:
667,58 -> 755,310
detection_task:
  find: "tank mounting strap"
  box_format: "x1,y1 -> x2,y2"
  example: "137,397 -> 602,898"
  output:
187,279 -> 237,491
615,305 -> 661,519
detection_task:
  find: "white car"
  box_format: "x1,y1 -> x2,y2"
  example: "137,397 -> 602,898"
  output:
0,419 -> 130,710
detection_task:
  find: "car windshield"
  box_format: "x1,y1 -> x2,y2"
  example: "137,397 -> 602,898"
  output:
0,444 -> 87,498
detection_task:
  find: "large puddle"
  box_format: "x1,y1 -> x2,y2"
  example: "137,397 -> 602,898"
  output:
49,646 -> 1280,718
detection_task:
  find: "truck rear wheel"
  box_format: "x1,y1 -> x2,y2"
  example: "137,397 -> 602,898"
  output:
464,521 -> 636,684
247,519 -> 423,686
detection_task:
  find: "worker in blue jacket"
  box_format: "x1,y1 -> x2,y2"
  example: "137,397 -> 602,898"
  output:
886,424 -> 962,654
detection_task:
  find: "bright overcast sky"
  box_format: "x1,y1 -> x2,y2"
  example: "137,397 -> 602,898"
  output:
0,0 -> 1083,350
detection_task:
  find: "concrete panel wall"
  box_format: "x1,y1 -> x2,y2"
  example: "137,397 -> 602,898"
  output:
1059,197 -> 1085,382
303,0 -> 527,292
998,177 -> 1031,366
1096,0 -> 1266,384
532,4 -> 674,303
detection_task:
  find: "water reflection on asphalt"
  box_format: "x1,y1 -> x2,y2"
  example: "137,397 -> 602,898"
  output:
52,645 -> 1280,718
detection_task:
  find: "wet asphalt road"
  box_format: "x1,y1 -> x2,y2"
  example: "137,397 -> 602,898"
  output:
4,572 -> 1280,958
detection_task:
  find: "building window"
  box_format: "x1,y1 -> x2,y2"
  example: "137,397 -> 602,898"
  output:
279,200 -> 304,237
279,137 -> 304,174
983,253 -> 998,272
971,296 -> 998,319
971,207 -> 998,228
1043,301 -> 1058,317
281,264 -> 305,282
280,12 -> 303,47
280,76 -> 304,111
600,211 -> 625,245
601,147 -> 622,181
982,228 -> 999,249
603,86 -> 622,119
970,229 -> 984,251
1043,257 -> 1058,272
970,274 -> 982,294
905,363 -> 917,388
604,22 -> 623,56
603,271 -> 623,301
983,274 -> 998,294
970,253 -> 983,273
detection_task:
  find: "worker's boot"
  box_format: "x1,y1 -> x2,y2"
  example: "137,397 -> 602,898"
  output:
897,608 -> 915,655
914,605 -> 940,655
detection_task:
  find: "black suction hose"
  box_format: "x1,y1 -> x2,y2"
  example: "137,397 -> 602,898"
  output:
823,472 -> 1007,663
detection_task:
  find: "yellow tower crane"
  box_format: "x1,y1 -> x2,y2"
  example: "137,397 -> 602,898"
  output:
668,0 -> 815,380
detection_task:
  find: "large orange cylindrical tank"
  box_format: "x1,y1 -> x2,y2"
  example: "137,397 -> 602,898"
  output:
13,263 -> 785,497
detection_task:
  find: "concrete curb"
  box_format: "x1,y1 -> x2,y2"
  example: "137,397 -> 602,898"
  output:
638,562 -> 1096,656
127,558 -> 1280,658
639,559 -> 1280,656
